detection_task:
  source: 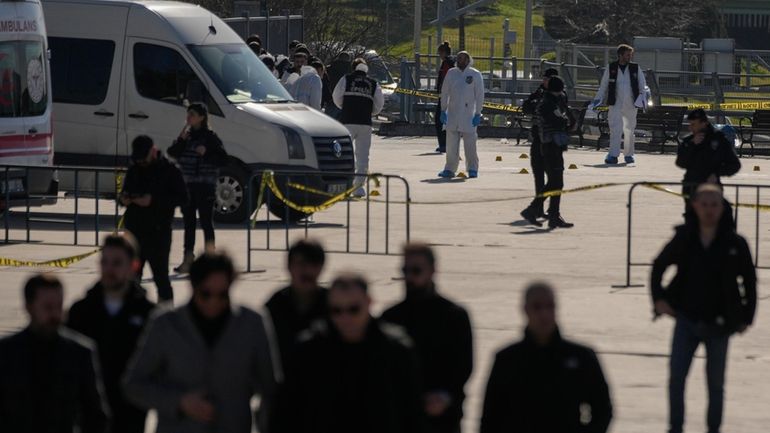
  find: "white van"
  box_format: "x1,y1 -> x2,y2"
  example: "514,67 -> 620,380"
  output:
42,0 -> 354,222
0,0 -> 57,207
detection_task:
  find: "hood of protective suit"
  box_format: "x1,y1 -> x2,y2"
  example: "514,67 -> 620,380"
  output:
300,65 -> 318,76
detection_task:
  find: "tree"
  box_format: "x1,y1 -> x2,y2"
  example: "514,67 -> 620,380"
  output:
541,0 -> 726,45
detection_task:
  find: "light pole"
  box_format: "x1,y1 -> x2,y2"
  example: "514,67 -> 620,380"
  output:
524,0 -> 533,58
414,0 -> 422,54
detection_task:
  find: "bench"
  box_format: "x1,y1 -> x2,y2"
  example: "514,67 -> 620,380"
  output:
596,106 -> 688,153
738,110 -> 770,157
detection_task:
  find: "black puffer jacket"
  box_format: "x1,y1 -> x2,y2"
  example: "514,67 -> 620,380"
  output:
651,224 -> 757,332
168,128 -> 227,186
480,328 -> 612,433
121,156 -> 188,233
67,281 -> 155,429
676,124 -> 741,195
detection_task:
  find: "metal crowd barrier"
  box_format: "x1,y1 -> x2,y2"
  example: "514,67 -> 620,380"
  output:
245,170 -> 411,273
0,164 -> 124,246
620,181 -> 770,288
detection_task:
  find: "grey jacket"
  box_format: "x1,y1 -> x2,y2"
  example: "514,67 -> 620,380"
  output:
124,305 -> 277,433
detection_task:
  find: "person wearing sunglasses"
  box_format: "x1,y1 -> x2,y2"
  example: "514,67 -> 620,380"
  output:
480,282 -> 613,433
381,243 -> 473,433
273,273 -> 424,433
124,252 -> 277,433
67,233 -> 155,433
265,239 -> 328,374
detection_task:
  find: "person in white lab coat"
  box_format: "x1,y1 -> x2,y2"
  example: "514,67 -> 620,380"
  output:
438,51 -> 485,178
332,58 -> 384,197
592,44 -> 647,165
294,62 -> 323,110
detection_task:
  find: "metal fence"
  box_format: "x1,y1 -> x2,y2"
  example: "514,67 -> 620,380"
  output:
223,13 -> 304,55
618,182 -> 770,289
0,165 -> 124,246
244,170 -> 411,273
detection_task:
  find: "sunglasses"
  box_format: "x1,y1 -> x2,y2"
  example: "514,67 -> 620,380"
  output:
199,290 -> 229,302
330,304 -> 364,316
401,266 -> 426,276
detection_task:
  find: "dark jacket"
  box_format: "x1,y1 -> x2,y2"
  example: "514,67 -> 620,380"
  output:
67,282 -> 155,432
436,56 -> 456,92
321,73 -> 334,109
480,329 -> 612,433
167,127 -> 227,186
264,286 -> 328,374
521,84 -> 546,116
651,224 -> 757,331
121,155 -> 188,234
536,92 -> 575,143
381,289 -> 473,432
676,124 -> 741,193
274,319 -> 424,433
0,327 -> 109,433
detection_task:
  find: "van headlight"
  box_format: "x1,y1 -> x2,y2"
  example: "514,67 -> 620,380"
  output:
281,127 -> 305,159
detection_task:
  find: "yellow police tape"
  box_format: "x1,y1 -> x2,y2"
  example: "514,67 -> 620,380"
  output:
394,88 -> 521,113
0,249 -> 100,268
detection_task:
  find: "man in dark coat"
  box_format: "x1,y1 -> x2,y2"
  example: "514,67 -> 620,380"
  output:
382,243 -> 473,433
519,68 -> 560,223
434,42 -> 456,153
480,282 -> 613,433
67,233 -> 155,433
274,273 -> 424,433
121,135 -> 188,302
265,239 -> 328,376
0,274 -> 109,433
651,184 -> 756,433
676,108 -> 741,225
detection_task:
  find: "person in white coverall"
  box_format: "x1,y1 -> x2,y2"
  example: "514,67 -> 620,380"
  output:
294,63 -> 322,110
333,58 -> 384,197
438,51 -> 485,178
592,44 -> 647,165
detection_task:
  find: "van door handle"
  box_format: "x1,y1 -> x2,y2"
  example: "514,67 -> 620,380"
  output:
93,110 -> 115,117
129,113 -> 149,119
28,128 -> 38,134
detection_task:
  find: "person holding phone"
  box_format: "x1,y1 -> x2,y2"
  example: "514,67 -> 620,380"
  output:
168,103 -> 228,274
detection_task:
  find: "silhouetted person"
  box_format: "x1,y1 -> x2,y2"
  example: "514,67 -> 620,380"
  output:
382,243 -> 473,433
651,184 -> 756,433
434,41 -> 455,153
274,273 -> 424,433
480,282 -> 613,433
67,233 -> 155,433
677,108 -> 740,225
121,135 -> 187,302
124,252 -> 277,433
0,274 -> 109,433
265,239 -> 328,374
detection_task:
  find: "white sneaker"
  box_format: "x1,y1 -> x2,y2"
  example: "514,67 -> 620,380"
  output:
352,187 -> 366,198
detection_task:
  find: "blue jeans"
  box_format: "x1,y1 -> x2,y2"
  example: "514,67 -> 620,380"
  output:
669,317 -> 730,433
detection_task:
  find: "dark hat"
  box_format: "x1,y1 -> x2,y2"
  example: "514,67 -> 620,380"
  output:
547,76 -> 565,92
289,40 -> 301,49
294,45 -> 310,56
131,135 -> 154,162
187,102 -> 208,117
543,68 -> 559,78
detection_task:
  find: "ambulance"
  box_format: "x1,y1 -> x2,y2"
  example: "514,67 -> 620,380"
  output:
0,0 -> 57,208
43,0 -> 355,223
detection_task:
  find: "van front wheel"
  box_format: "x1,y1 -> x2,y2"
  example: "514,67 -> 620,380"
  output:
214,162 -> 251,224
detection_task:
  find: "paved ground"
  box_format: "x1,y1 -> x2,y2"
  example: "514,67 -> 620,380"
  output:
1,137 -> 769,432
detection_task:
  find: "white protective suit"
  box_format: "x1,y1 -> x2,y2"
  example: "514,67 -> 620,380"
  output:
594,63 -> 647,158
294,65 -> 322,110
440,56 -> 485,173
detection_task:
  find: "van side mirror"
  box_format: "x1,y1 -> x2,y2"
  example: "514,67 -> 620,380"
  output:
185,80 -> 205,105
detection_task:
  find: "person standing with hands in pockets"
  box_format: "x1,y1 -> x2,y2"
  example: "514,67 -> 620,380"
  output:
438,51 -> 485,179
168,103 -> 228,274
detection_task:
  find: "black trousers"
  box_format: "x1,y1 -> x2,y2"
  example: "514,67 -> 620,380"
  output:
529,144 -> 564,217
529,128 -> 546,212
134,228 -> 173,301
435,101 -> 446,150
182,183 -> 216,253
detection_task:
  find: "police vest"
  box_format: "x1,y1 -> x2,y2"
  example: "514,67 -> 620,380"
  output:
607,61 -> 640,106
340,71 -> 377,125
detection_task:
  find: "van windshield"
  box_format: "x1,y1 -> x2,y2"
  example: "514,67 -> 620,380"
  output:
189,44 -> 293,104
0,40 -> 47,118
